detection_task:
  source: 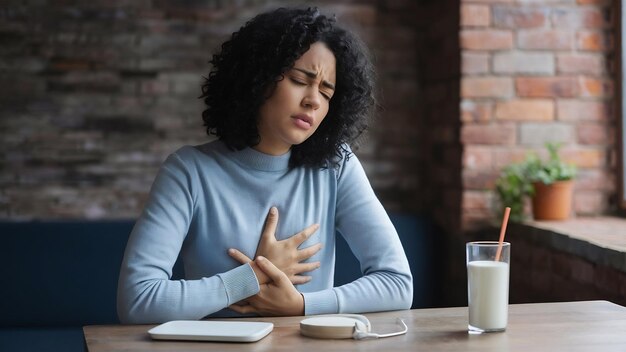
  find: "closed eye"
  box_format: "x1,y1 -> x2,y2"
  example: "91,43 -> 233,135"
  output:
290,76 -> 332,100
290,78 -> 307,86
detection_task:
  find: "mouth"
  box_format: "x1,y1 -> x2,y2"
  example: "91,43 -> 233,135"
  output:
292,114 -> 313,128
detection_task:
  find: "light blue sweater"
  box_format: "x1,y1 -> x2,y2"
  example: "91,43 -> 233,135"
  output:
117,140 -> 412,324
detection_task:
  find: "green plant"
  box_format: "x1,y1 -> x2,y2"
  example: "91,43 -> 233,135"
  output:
494,143 -> 576,221
524,143 -> 577,185
495,162 -> 533,222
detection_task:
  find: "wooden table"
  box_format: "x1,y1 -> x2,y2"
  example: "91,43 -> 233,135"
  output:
84,300 -> 626,351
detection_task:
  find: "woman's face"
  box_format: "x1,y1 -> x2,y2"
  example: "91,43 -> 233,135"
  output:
255,42 -> 337,155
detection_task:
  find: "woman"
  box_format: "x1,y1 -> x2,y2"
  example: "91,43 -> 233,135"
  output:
117,7 -> 412,324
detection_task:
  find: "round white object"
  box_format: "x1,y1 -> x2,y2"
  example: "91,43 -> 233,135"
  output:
300,315 -> 370,339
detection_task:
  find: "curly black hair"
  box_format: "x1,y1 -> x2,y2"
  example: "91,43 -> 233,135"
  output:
200,7 -> 376,168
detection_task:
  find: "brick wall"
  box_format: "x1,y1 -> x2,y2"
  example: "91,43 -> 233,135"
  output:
0,0 -> 426,219
511,237 -> 626,306
507,222 -> 626,306
0,1 -> 259,219
354,0 -> 425,214
460,0 -> 617,230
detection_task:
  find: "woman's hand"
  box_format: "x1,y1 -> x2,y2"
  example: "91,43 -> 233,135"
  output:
229,207 -> 322,285
229,256 -> 305,316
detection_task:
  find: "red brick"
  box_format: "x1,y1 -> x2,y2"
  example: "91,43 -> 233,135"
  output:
462,77 -> 513,98
578,77 -> 613,98
493,52 -> 554,74
462,170 -> 499,189
577,30 -> 612,51
460,29 -> 514,50
517,30 -> 575,50
557,100 -> 611,121
562,148 -> 605,168
520,123 -> 575,146
551,8 -> 608,29
461,123 -> 516,145
516,76 -> 578,98
462,190 -> 493,210
461,100 -> 493,123
461,4 -> 491,27
463,146 -> 494,170
462,52 -> 489,74
577,122 -> 608,145
493,148 -> 528,169
492,6 -> 548,28
574,169 -> 614,191
557,53 -> 605,75
576,0 -> 610,4
495,99 -> 554,121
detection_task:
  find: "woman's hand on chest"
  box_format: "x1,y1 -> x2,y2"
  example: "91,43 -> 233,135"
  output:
228,206 -> 322,285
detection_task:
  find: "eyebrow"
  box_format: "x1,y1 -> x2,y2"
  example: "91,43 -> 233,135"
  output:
293,68 -> 335,90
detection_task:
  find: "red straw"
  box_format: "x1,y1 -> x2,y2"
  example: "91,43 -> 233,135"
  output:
495,207 -> 511,262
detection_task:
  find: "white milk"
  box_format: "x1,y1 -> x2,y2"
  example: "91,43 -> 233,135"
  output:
467,260 -> 509,331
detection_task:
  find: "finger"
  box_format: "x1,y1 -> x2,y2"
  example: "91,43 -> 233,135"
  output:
228,248 -> 252,264
296,243 -> 322,261
290,223 -> 319,246
290,275 -> 312,285
260,207 -> 279,243
256,256 -> 288,286
229,304 -> 257,314
294,261 -> 321,274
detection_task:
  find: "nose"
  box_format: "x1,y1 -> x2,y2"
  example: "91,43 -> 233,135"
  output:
302,90 -> 321,110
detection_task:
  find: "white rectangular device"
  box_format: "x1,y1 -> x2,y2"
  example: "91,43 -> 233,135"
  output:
148,320 -> 274,343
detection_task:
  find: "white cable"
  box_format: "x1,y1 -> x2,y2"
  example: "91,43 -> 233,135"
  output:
352,318 -> 408,340
300,314 -> 407,340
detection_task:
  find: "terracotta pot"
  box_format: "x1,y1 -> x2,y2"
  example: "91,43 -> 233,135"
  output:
531,180 -> 573,220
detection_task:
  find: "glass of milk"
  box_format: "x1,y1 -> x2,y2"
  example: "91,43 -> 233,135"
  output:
466,241 -> 510,333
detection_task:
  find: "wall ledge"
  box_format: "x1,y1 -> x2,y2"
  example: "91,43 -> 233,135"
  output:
510,216 -> 626,273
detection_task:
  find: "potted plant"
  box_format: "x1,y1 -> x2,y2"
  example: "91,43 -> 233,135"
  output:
495,143 -> 577,221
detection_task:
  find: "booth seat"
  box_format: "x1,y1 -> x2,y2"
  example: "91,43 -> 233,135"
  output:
0,214 -> 437,352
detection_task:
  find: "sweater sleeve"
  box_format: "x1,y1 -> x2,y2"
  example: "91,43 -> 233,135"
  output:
117,151 -> 260,324
302,150 -> 413,315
